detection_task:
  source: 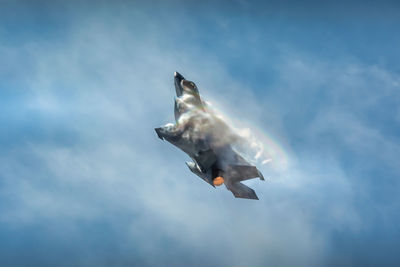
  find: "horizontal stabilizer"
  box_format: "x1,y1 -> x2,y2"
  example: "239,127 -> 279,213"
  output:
227,165 -> 264,183
226,182 -> 258,200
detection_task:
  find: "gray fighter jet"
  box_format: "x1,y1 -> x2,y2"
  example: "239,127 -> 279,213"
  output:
155,72 -> 264,200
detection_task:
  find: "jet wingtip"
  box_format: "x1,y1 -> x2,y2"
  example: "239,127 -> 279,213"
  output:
258,170 -> 265,181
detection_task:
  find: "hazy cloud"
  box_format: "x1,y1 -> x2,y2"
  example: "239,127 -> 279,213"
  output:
1,2 -> 399,266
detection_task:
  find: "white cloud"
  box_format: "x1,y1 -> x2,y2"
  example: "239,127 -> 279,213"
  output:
1,12 -> 399,267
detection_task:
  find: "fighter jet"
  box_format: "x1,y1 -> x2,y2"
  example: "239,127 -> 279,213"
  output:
155,72 -> 264,200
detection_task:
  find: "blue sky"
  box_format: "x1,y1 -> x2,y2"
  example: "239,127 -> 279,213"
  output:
1,1 -> 400,266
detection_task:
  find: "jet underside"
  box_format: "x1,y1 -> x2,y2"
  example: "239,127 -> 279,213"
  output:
155,72 -> 264,200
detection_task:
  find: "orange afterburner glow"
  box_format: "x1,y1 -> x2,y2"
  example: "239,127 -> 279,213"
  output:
213,176 -> 224,186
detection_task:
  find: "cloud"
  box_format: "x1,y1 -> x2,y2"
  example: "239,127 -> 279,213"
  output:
0,5 -> 399,267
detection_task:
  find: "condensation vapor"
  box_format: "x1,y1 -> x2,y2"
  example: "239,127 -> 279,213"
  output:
166,90 -> 272,166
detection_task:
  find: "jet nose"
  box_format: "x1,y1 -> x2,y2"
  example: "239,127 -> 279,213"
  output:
174,71 -> 184,79
174,71 -> 185,97
154,127 -> 164,140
